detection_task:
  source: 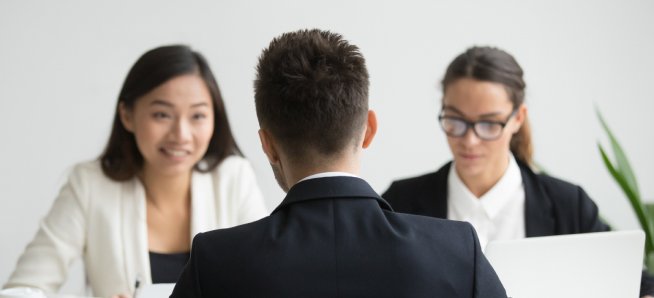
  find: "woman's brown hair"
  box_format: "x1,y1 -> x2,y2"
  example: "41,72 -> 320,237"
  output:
100,45 -> 241,181
441,46 -> 533,166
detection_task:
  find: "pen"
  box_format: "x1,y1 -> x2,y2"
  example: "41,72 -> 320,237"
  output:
133,276 -> 141,298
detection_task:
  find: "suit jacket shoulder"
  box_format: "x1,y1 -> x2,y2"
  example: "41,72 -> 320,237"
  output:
382,160 -> 609,235
520,163 -> 609,235
171,177 -> 506,298
382,163 -> 450,219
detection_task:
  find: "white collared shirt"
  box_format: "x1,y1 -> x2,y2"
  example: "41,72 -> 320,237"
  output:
447,154 -> 525,251
298,171 -> 359,183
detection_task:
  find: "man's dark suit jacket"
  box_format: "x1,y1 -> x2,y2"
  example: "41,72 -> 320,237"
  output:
382,161 -> 654,297
170,176 -> 506,298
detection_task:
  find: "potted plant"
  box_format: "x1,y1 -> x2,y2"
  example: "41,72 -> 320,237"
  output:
597,108 -> 654,272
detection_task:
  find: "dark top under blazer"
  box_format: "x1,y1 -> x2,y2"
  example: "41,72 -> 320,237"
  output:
382,161 -> 654,297
170,176 -> 506,298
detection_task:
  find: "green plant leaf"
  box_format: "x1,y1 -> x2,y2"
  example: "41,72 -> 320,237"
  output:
647,252 -> 654,275
645,203 -> 654,235
645,206 -> 654,275
596,107 -> 641,198
598,144 -> 654,253
597,108 -> 654,271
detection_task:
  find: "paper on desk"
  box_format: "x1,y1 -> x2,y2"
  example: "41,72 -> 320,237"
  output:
137,283 -> 174,298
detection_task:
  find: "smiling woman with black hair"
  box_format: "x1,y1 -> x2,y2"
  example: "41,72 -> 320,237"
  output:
3,45 -> 267,298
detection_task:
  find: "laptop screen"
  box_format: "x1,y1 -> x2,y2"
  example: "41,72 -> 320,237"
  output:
484,230 -> 644,298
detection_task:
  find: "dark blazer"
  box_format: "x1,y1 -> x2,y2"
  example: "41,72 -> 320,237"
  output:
170,176 -> 506,298
382,161 -> 654,297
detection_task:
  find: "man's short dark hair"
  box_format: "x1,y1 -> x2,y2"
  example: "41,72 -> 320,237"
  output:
255,29 -> 369,159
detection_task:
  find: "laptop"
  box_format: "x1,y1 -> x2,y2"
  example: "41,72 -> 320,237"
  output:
484,230 -> 645,298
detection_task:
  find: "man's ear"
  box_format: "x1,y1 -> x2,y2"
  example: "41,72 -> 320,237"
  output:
362,110 -> 377,149
258,129 -> 280,164
119,102 -> 134,133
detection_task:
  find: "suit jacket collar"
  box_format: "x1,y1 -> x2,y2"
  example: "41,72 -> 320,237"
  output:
519,162 -> 556,237
272,176 -> 393,214
430,163 -> 450,219
434,160 -> 556,237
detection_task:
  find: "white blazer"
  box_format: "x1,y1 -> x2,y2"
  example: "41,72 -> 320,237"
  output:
4,155 -> 268,298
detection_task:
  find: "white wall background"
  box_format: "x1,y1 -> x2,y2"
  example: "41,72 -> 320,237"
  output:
1,0 -> 653,293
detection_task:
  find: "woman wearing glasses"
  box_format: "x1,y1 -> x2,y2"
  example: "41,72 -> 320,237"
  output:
382,46 -> 654,297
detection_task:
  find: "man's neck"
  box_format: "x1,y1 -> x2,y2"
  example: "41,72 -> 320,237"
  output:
285,156 -> 360,188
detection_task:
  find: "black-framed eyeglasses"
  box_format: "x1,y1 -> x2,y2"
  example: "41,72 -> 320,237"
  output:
438,109 -> 517,141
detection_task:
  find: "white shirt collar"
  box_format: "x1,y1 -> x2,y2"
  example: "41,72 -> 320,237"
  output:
447,154 -> 526,250
297,171 -> 358,184
448,154 -> 523,219
479,155 -> 522,218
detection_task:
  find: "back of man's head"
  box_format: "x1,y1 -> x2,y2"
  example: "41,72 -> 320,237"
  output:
254,29 -> 369,161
